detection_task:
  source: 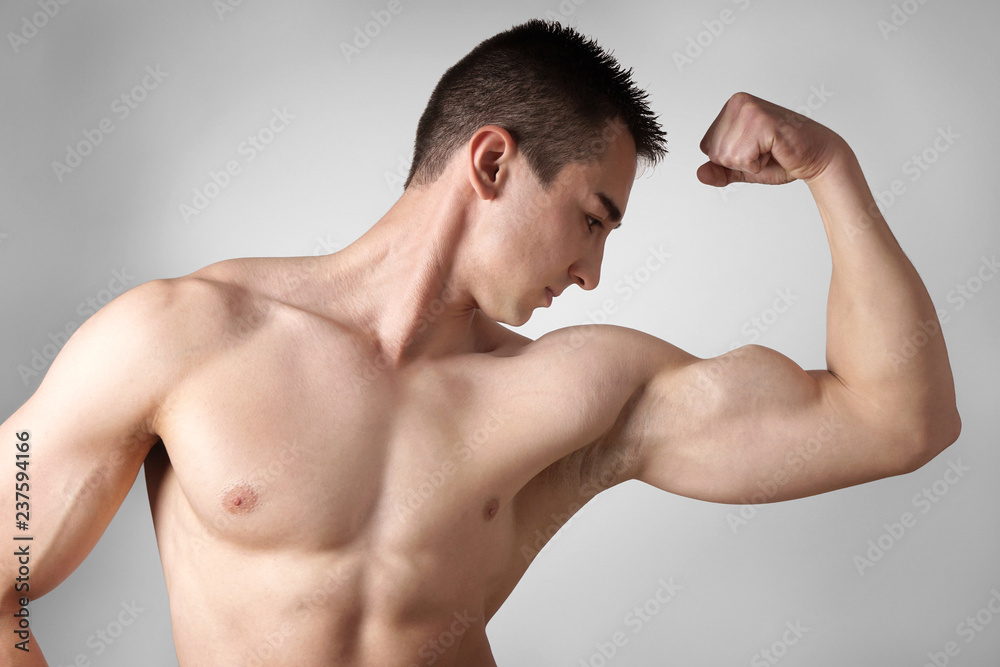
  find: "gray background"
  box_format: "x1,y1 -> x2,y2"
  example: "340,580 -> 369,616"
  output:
1,0 -> 997,665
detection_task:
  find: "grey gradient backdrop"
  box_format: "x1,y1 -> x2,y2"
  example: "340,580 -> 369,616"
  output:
1,0 -> 998,665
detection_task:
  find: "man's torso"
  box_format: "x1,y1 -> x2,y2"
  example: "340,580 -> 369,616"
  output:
142,255 -> 642,665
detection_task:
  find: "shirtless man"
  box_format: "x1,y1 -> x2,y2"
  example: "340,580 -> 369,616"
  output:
1,20 -> 960,666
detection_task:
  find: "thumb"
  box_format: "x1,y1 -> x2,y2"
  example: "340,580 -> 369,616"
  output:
697,161 -> 746,187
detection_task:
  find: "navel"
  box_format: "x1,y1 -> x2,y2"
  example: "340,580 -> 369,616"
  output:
483,495 -> 500,522
221,483 -> 260,515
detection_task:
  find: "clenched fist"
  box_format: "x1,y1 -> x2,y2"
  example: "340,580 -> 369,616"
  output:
697,92 -> 849,187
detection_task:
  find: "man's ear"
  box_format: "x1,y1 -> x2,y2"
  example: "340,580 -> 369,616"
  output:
468,125 -> 516,201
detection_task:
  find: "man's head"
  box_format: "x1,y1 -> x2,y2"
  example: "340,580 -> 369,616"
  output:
403,21 -> 667,326
405,19 -> 667,190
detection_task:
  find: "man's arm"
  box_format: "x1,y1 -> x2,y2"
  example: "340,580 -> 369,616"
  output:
630,92 -> 960,503
0,279 -> 185,665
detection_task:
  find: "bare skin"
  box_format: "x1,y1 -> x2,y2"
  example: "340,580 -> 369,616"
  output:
1,95 -> 960,665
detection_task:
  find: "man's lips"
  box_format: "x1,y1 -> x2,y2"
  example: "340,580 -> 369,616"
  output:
544,286 -> 564,307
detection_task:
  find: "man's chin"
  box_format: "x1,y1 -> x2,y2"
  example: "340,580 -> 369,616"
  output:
492,313 -> 532,328
508,313 -> 533,327
479,303 -> 533,328
511,303 -> 543,327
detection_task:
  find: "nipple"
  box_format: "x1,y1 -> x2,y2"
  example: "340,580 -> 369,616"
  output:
483,496 -> 500,521
221,483 -> 260,514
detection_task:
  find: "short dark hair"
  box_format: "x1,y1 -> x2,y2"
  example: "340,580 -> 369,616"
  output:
405,20 -> 667,189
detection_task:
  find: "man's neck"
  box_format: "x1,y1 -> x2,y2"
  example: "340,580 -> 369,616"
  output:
321,182 -> 481,363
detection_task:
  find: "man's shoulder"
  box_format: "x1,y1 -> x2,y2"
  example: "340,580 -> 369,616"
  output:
131,261 -> 247,326
28,267 -> 261,429
111,257 -> 298,355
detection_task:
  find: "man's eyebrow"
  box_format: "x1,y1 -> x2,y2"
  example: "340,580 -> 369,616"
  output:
596,192 -> 623,228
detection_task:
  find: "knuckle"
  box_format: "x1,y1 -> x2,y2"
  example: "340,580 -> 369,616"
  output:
729,91 -> 754,109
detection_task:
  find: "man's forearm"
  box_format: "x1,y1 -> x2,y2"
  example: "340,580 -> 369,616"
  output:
806,140 -> 960,449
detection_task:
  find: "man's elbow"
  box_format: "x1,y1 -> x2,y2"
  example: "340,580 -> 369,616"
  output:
899,404 -> 962,474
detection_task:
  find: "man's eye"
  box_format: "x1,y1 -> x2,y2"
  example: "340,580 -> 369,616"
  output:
587,216 -> 604,231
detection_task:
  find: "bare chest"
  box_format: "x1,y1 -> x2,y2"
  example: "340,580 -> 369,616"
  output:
151,317 -> 518,565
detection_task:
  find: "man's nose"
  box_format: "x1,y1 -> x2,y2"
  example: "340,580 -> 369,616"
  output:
571,244 -> 604,291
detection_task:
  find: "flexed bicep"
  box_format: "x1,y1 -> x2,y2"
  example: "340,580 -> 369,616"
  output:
631,344 -> 919,505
